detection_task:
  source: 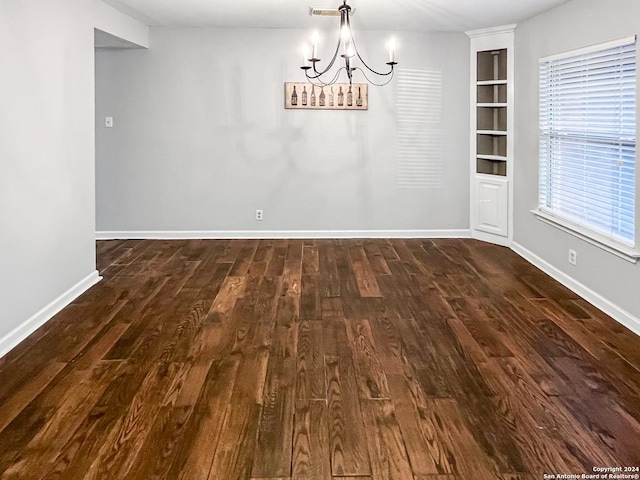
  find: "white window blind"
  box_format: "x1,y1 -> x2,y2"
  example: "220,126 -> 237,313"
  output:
539,36 -> 637,246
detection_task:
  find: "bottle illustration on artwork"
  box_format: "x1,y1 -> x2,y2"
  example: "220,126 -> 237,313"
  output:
319,86 -> 326,106
338,86 -> 344,106
347,86 -> 353,106
291,86 -> 298,106
302,86 -> 308,106
356,87 -> 363,107
328,87 -> 334,106
310,85 -> 316,106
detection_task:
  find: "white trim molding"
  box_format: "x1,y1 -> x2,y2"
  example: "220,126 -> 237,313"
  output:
465,24 -> 517,38
96,229 -> 472,240
540,34 -> 637,62
512,242 -> 640,338
0,271 -> 102,359
532,209 -> 640,264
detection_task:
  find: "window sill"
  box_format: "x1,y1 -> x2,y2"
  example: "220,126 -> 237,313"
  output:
531,209 -> 640,264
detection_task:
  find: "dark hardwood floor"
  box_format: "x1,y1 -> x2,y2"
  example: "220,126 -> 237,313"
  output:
0,238 -> 639,479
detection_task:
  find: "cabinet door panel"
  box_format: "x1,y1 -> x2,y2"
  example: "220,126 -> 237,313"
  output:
475,178 -> 508,237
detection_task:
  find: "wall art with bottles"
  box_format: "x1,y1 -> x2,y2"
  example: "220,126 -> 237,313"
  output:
284,82 -> 368,110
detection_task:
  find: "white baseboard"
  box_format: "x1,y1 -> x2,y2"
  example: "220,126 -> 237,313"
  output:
0,271 -> 102,359
511,242 -> 640,338
96,229 -> 472,240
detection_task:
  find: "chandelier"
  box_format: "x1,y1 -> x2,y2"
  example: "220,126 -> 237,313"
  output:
300,0 -> 397,86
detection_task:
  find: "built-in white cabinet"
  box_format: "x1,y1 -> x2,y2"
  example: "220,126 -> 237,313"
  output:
466,25 -> 515,246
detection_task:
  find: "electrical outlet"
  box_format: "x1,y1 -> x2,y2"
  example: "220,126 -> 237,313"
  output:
255,209 -> 263,221
568,249 -> 577,266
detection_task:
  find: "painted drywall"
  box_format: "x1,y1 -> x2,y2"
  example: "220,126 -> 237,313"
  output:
514,0 -> 640,320
0,0 -> 147,354
95,27 -> 469,233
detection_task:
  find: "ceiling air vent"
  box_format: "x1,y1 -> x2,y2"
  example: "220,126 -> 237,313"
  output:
309,6 -> 355,16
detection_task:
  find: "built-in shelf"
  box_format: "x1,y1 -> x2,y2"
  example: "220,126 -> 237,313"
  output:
477,158 -> 507,176
477,154 -> 507,161
477,134 -> 507,157
478,84 -> 507,103
477,80 -> 508,86
467,28 -> 514,243
477,130 -> 507,136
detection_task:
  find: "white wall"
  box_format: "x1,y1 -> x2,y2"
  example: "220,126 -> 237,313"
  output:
95,27 -> 469,234
0,0 -> 147,357
514,0 -> 640,322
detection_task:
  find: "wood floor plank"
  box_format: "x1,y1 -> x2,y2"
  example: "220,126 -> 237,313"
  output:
251,355 -> 296,478
296,320 -> 326,400
494,356 -> 622,473
292,399 -> 332,480
281,241 -> 303,299
228,343 -> 270,405
325,355 -> 371,477
361,399 -> 414,479
301,274 -> 322,320
207,402 -> 261,480
122,404 -> 194,480
0,363 -> 116,479
334,244 -> 361,299
39,362 -> 143,479
207,276 -> 246,323
266,245 -> 287,277
447,297 -> 514,357
81,361 -> 185,479
323,316 -> 352,359
363,241 -> 392,275
169,360 -> 239,480
253,275 -> 282,323
349,244 -> 382,298
0,238 -> 637,479
0,361 -> 66,434
229,242 -> 258,276
346,318 -> 391,399
387,373 -> 458,476
302,245 -> 320,275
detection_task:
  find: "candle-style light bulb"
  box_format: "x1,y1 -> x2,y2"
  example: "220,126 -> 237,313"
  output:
346,45 -> 355,58
311,31 -> 319,59
388,37 -> 397,63
387,38 -> 398,63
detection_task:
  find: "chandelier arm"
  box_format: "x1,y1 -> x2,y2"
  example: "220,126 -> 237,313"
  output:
345,13 -> 395,78
306,61 -> 340,80
354,67 -> 396,87
305,67 -> 345,86
355,49 -> 395,76
312,33 -> 343,77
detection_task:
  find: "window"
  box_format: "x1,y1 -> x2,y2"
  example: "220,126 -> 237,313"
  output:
538,36 -> 637,249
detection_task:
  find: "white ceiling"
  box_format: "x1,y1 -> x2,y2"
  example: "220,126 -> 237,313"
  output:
101,0 -> 571,32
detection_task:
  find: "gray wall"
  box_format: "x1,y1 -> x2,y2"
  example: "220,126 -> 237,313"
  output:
95,27 -> 469,233
514,0 -> 640,319
0,0 -> 146,353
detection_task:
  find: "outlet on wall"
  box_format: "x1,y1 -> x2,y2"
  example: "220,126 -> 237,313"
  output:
568,249 -> 577,266
255,209 -> 263,221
